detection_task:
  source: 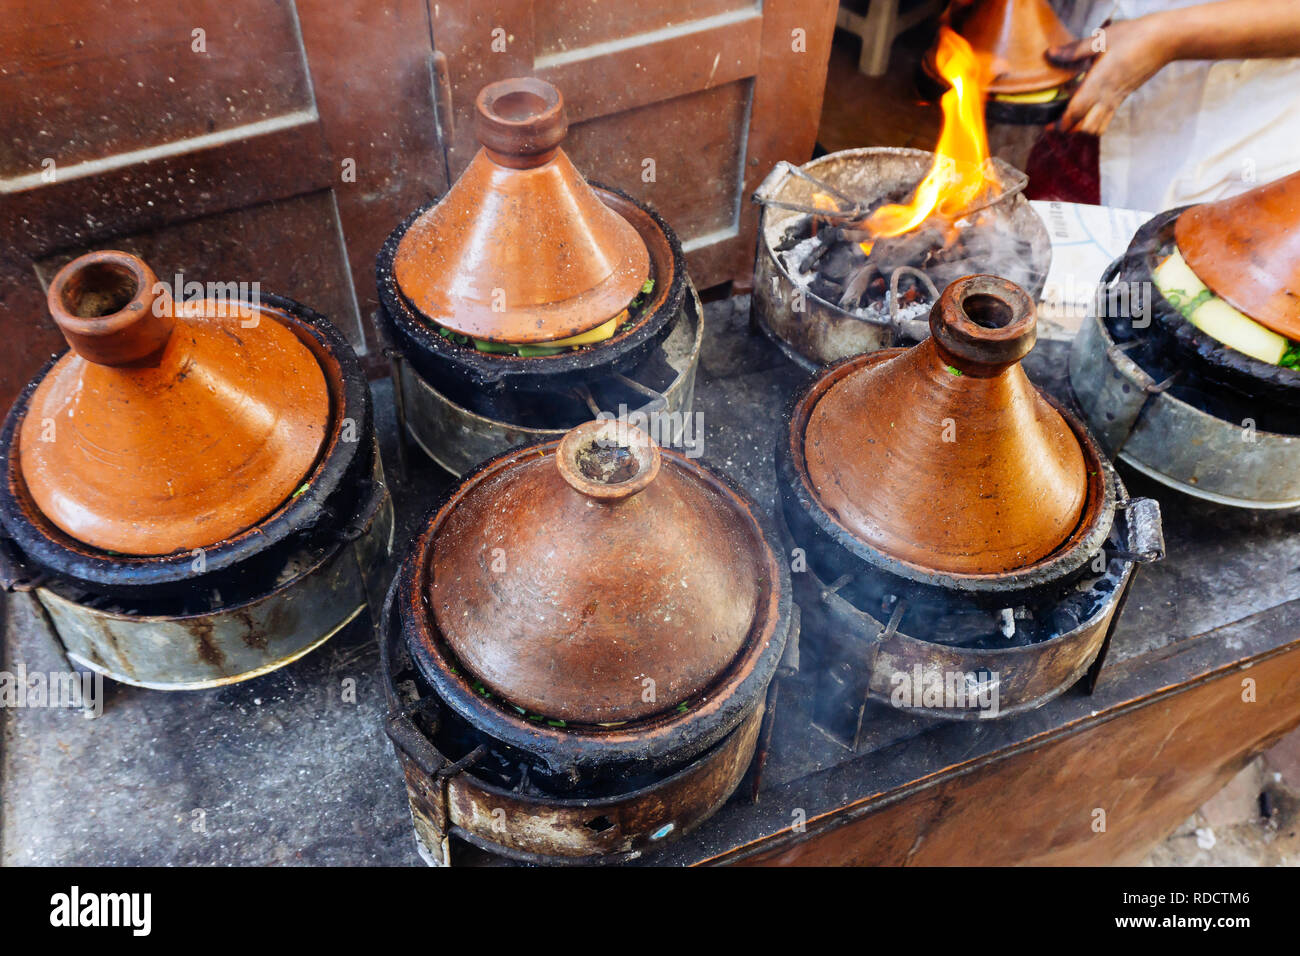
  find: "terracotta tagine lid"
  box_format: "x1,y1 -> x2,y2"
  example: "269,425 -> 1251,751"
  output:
803,274 -> 1087,575
1174,168 -> 1300,340
426,419 -> 765,724
18,251 -> 330,555
942,0 -> 1078,94
393,77 -> 650,344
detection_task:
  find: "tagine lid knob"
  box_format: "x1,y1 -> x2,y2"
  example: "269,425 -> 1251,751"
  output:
803,274 -> 1089,575
424,419 -> 768,724
931,0 -> 1078,95
1174,167 -> 1300,341
930,272 -> 1037,371
393,77 -> 650,345
474,76 -> 569,167
17,251 -> 330,556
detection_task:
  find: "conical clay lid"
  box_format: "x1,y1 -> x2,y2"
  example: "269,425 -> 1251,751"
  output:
427,420 -> 766,724
19,251 -> 329,555
804,274 -> 1087,574
947,0 -> 1078,94
394,77 -> 649,344
1175,168 -> 1300,340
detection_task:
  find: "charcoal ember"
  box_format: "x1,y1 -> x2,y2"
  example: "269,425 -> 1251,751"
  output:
821,241 -> 863,282
793,204 -> 1042,317
809,274 -> 841,303
866,224 -> 948,276
800,228 -> 838,272
1050,606 -> 1082,635
838,264 -> 877,309
775,215 -> 814,252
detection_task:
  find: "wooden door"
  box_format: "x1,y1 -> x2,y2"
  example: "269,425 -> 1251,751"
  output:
427,0 -> 837,290
0,0 -> 448,409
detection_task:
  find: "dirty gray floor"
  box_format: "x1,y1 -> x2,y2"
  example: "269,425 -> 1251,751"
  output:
1142,730 -> 1300,866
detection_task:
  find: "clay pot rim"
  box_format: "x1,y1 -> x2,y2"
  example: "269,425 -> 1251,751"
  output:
399,436 -> 791,774
1130,206 -> 1300,400
554,419 -> 662,501
45,251 -> 158,340
783,349 -> 1117,592
0,292 -> 372,594
931,273 -> 1037,371
474,76 -> 568,164
378,183 -> 686,390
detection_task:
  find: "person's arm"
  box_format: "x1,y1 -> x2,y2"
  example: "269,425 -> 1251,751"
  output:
1048,0 -> 1300,136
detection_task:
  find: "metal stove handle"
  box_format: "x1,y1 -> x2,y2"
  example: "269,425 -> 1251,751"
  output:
752,160 -> 794,206
1115,497 -> 1165,564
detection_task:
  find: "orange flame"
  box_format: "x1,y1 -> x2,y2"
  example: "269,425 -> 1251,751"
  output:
811,192 -> 838,212
863,27 -> 996,245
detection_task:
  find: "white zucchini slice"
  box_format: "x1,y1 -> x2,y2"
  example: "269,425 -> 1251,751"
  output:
1186,298 -> 1288,365
1153,249 -> 1289,364
1152,249 -> 1208,313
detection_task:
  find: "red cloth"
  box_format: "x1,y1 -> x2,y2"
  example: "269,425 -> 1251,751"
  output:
1024,130 -> 1100,205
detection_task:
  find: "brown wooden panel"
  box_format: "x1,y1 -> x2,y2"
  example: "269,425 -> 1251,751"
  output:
0,120 -> 336,405
0,1 -> 454,402
429,0 -> 537,175
534,12 -> 761,123
0,0 -> 312,175
0,119 -> 333,259
534,0 -> 754,58
728,0 -> 839,291
32,189 -> 360,342
295,0 -> 449,357
563,81 -> 750,249
727,648 -> 1300,866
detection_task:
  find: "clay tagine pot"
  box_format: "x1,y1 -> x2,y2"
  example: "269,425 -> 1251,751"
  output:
803,274 -> 1088,575
939,0 -> 1078,95
1174,167 -> 1300,341
418,419 -> 775,724
393,76 -> 650,345
18,250 -> 329,555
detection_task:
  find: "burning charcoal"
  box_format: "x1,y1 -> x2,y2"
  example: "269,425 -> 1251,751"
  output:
801,234 -> 834,273
775,215 -> 814,252
810,274 -> 841,303
821,242 -> 861,282
839,264 -> 878,309
1051,606 -> 1082,635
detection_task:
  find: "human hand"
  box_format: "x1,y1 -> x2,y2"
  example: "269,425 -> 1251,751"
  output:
1047,17 -> 1175,136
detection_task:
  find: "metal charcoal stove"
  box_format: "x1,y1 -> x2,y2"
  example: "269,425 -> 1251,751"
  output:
751,148 -> 1051,370
378,77 -> 700,474
778,275 -> 1163,729
1070,178 -> 1300,509
380,420 -> 795,865
0,252 -> 393,690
